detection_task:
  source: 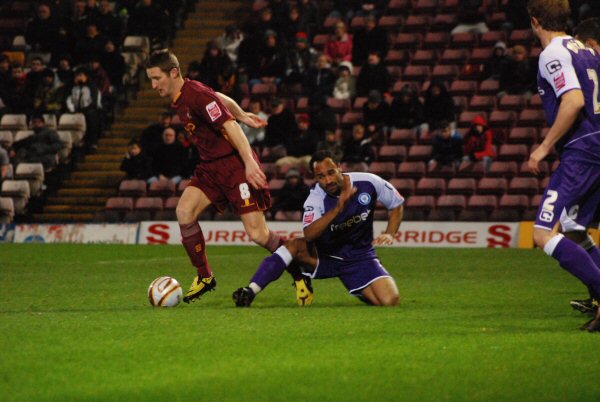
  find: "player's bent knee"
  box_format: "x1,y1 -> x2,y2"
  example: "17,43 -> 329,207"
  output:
533,228 -> 553,249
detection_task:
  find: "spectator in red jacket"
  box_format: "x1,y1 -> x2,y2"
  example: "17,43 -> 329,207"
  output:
462,114 -> 496,172
324,21 -> 353,65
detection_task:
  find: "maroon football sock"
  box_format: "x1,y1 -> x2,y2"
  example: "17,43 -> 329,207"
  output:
180,222 -> 213,278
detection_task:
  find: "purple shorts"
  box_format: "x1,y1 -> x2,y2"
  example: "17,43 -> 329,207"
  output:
304,257 -> 392,295
535,159 -> 600,231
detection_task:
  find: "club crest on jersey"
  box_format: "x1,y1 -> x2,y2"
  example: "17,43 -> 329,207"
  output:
206,101 -> 222,122
545,59 -> 562,74
358,192 -> 371,205
304,211 -> 315,225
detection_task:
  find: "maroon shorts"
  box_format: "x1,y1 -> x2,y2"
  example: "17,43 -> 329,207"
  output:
188,153 -> 271,215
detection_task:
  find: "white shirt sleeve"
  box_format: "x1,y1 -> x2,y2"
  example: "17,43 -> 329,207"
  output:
302,190 -> 324,228
538,40 -> 581,98
373,175 -> 405,210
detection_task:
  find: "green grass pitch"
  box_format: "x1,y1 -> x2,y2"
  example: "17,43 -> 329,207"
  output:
1,244 -> 599,401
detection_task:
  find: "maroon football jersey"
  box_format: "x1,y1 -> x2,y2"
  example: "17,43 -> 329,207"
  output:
172,79 -> 235,161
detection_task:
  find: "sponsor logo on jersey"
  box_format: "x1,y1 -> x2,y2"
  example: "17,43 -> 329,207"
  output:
304,211 -> 315,225
206,101 -> 222,121
358,192 -> 371,205
330,210 -> 371,232
545,59 -> 562,74
553,72 -> 566,90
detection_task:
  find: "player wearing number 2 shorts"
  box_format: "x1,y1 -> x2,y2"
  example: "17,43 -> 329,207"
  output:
526,0 -> 600,331
145,49 -> 313,304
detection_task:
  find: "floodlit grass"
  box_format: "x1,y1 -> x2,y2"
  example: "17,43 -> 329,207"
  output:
1,244 -> 599,401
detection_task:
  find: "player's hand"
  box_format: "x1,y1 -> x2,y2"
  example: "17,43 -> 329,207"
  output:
528,143 -> 550,175
373,233 -> 394,246
337,183 -> 357,212
245,159 -> 268,189
241,112 -> 268,129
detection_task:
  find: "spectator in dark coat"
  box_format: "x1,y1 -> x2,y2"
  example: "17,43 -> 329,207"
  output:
120,139 -> 152,180
94,0 -> 125,45
362,89 -> 389,143
265,97 -> 297,149
276,114 -> 319,172
308,94 -> 338,139
499,45 -> 537,99
304,53 -> 336,100
271,168 -> 310,218
285,31 -> 318,86
12,114 -> 62,171
100,40 -> 126,91
73,22 -> 109,65
423,81 -> 456,131
25,3 -> 73,63
356,50 -> 391,97
148,127 -> 187,184
481,41 -> 508,80
140,112 -> 174,156
342,124 -> 376,169
128,0 -> 170,47
388,85 -> 425,132
429,120 -> 463,167
198,41 -> 233,91
352,14 -> 389,66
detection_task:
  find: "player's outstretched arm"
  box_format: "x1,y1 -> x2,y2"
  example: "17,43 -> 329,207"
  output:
373,205 -> 403,246
528,89 -> 584,174
216,92 -> 267,128
303,184 -> 357,242
221,119 -> 267,189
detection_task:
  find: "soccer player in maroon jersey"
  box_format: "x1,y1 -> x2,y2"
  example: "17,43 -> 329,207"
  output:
146,49 -> 313,304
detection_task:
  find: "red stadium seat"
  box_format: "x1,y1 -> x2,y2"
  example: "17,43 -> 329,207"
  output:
469,95 -> 495,111
450,32 -> 477,48
177,179 -> 190,195
368,162 -> 396,180
456,160 -> 485,178
106,197 -> 134,212
415,177 -> 446,196
423,32 -> 450,49
389,129 -> 417,145
406,195 -> 436,214
508,127 -> 537,145
394,33 -> 423,49
440,48 -> 469,64
164,196 -> 180,210
352,97 -> 367,110
135,197 -> 163,212
518,109 -> 547,126
477,177 -> 508,195
487,161 -> 518,178
498,194 -> 530,212
118,179 -> 147,198
431,14 -> 458,32
449,80 -> 477,96
498,94 -> 526,110
509,29 -> 535,45
478,79 -> 500,95
402,65 -> 431,82
508,177 -> 539,196
407,145 -> 432,162
385,50 -> 410,65
436,194 -> 467,213
497,144 -> 528,162
148,180 -> 176,197
431,65 -> 459,81
378,15 -> 403,30
326,98 -> 351,113
404,15 -> 432,32
480,31 -> 507,47
467,195 -> 498,213
413,0 -> 440,14
446,178 -> 477,196
469,47 -> 494,63
397,161 -> 427,178
519,161 -> 549,177
412,49 -> 438,65
340,111 -> 363,128
388,0 -> 411,14
488,110 -> 516,127
378,145 -> 407,162
427,161 -> 455,178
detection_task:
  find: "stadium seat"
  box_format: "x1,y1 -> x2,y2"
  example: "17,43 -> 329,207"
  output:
385,50 -> 409,66
0,179 -> 30,214
457,209 -> 489,221
403,65 -> 431,81
394,33 -> 423,49
164,196 -> 180,211
251,83 -> 277,98
431,65 -> 459,81
368,162 -> 396,180
498,194 -> 530,212
177,179 -> 190,195
477,177 -> 508,195
529,94 -> 543,109
427,161 -> 455,178
388,129 -> 417,146
411,49 -> 438,66
456,161 -> 485,179
0,113 -> 27,131
0,130 -> 13,146
135,197 -> 163,213
428,208 -> 458,221
469,95 -> 495,111
422,32 -> 449,49
93,210 -> 122,223
148,180 -> 176,197
436,194 -> 467,218
509,29 -> 535,45
326,98 -> 351,114
261,145 -> 287,162
378,145 -> 407,162
389,178 -> 415,196
407,145 -> 432,162
352,97 -> 367,110
440,49 -> 469,64
497,144 -> 528,162
106,197 -> 134,212
312,34 -> 328,49
508,127 -> 537,145
487,161 -> 518,178
406,195 -> 436,216
340,111 -> 363,128
498,94 -> 526,111
446,178 -> 476,196
415,177 -> 445,196
450,32 -> 477,48
55,130 -> 73,164
449,80 -> 477,96
14,163 -> 45,197
431,14 -> 458,32
118,179 -> 147,198
489,110 -> 517,128
469,47 -> 493,63
518,109 -> 547,126
268,179 -> 285,197
378,15 -> 403,30
478,79 -> 500,95
0,197 -> 15,223
508,177 -> 539,196
413,0 -> 439,14
397,161 -> 426,178
387,0 -> 411,14
350,15 -> 365,30
467,195 -> 498,213
488,209 -> 521,221
480,31 -> 506,47
58,113 -> 86,146
13,130 -> 33,143
404,15 -> 432,32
